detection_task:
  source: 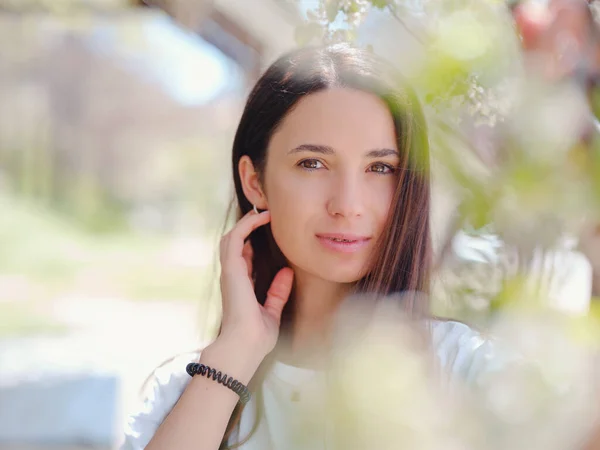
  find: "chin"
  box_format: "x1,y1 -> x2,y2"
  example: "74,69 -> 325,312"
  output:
316,266 -> 368,284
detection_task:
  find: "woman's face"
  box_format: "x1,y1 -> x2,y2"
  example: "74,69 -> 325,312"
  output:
263,87 -> 399,284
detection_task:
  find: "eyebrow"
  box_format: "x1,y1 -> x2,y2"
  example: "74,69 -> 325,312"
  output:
288,144 -> 399,158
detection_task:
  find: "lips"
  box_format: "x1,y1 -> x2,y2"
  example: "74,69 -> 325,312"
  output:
316,233 -> 371,253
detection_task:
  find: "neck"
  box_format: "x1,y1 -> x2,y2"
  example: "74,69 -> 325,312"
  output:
276,269 -> 353,369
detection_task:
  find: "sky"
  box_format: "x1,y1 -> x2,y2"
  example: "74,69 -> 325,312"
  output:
140,15 -> 245,106
88,13 -> 244,106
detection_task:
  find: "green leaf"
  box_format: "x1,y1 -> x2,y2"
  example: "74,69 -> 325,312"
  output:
490,276 -> 530,312
325,0 -> 340,22
459,193 -> 493,230
346,0 -> 360,14
591,85 -> 600,122
370,0 -> 389,9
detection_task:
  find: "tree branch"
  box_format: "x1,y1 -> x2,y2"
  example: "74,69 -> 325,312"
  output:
385,3 -> 426,45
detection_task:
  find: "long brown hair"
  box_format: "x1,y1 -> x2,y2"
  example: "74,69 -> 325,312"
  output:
222,43 -> 432,448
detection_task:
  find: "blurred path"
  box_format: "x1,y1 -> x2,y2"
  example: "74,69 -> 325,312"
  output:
0,296 -> 206,446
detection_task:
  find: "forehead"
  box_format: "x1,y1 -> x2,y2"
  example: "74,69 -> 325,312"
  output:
269,88 -> 398,153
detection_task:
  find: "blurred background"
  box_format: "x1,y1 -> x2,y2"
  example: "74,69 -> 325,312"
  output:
1,0 -> 600,448
0,0 -> 305,447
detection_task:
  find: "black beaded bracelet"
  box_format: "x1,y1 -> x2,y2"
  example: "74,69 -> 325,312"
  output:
186,362 -> 251,405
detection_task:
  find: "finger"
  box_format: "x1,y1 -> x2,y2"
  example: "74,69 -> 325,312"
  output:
242,240 -> 254,281
263,267 -> 294,324
226,210 -> 271,257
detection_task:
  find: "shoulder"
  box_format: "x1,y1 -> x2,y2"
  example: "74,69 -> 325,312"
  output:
119,351 -> 201,450
429,319 -> 520,386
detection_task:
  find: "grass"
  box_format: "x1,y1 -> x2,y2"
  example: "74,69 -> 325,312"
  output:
0,302 -> 68,338
0,192 -> 217,335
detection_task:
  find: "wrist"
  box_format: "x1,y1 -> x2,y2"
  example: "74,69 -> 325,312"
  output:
218,328 -> 273,358
201,336 -> 265,385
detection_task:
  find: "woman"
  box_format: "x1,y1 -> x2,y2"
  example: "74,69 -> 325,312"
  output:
119,43 -> 507,450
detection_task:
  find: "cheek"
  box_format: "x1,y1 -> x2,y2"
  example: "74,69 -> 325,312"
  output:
265,169 -> 326,219
368,179 -> 396,231
264,173 -> 318,251
267,178 -> 305,221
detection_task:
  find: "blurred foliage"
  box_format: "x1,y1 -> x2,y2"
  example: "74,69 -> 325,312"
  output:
277,293 -> 600,450
0,302 -> 68,338
0,0 -> 236,346
0,5 -> 235,235
297,0 -> 600,325
0,192 -> 212,303
0,0 -> 141,12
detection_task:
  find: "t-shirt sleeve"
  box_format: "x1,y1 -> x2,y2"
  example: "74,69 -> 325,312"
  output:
119,353 -> 199,450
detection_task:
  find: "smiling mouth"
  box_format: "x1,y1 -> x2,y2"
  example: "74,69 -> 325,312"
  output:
316,234 -> 372,253
317,234 -> 370,241
328,237 -> 358,243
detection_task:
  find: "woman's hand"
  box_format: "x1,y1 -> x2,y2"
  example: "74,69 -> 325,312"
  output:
217,210 -> 294,361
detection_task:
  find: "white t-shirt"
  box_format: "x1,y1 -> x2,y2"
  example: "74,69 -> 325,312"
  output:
119,320 -> 513,450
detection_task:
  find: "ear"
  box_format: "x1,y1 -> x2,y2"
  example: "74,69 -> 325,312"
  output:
239,155 -> 268,210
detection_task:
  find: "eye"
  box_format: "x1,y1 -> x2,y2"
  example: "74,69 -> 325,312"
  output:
368,163 -> 396,174
298,159 -> 324,170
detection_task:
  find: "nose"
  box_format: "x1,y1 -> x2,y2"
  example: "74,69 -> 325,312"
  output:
326,172 -> 365,218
